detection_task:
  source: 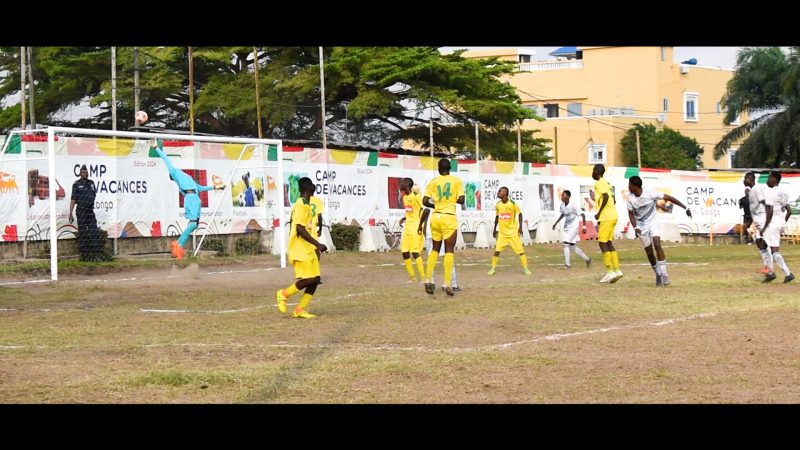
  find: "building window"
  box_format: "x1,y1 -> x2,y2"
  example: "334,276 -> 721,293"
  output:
519,54 -> 531,63
683,92 -> 699,122
728,149 -> 738,169
544,104 -> 560,118
716,102 -> 721,114
567,102 -> 582,117
663,98 -> 669,112
660,47 -> 667,62
588,144 -> 606,164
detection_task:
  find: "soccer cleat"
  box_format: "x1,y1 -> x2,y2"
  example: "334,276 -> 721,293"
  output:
784,273 -> 795,283
599,273 -> 613,283
487,267 -> 496,276
560,265 -> 570,270
292,310 -> 316,319
656,275 -> 663,287
424,282 -> 435,295
661,274 -> 670,286
586,258 -> 592,269
524,268 -> 533,275
609,271 -> 624,284
442,286 -> 455,297
175,246 -> 185,260
759,266 -> 770,274
762,272 -> 777,283
452,286 -> 462,292
276,289 -> 288,313
170,240 -> 178,257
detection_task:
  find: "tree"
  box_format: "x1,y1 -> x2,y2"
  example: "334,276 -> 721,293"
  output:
714,47 -> 800,168
0,47 -> 548,161
620,123 -> 704,170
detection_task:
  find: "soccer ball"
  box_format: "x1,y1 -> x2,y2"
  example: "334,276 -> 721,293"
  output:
135,110 -> 148,125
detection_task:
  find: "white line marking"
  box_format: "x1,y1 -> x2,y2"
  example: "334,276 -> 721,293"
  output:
1,267 -> 279,286
1,311 -> 718,353
138,291 -> 376,314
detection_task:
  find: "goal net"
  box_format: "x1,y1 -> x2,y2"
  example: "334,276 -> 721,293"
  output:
0,127 -> 285,283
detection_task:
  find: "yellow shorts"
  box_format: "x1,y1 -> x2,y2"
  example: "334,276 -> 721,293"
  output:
292,257 -> 320,280
430,212 -> 458,241
401,232 -> 424,253
495,233 -> 524,254
597,219 -> 617,243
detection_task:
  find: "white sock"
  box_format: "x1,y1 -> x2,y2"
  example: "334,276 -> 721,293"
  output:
573,245 -> 590,262
563,244 -> 571,266
773,252 -> 791,276
760,248 -> 774,273
451,267 -> 458,287
657,260 -> 668,277
652,264 -> 661,276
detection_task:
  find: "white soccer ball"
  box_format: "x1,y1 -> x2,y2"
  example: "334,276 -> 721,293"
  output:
135,110 -> 148,125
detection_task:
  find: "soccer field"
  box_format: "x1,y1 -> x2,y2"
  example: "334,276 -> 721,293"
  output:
1,240 -> 799,403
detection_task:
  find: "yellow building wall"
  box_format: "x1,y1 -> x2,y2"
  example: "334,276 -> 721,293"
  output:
465,46 -> 745,169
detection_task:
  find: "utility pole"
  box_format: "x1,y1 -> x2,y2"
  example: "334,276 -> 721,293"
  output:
319,46 -> 327,150
554,126 -> 558,164
26,47 -> 36,128
635,128 -> 642,168
254,47 -> 263,138
133,46 -> 140,119
111,47 -> 117,131
429,106 -> 434,158
20,47 -> 26,129
188,46 -> 195,134
517,120 -> 522,162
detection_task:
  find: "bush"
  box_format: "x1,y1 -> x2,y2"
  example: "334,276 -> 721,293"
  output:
234,234 -> 261,255
330,223 -> 361,251
202,237 -> 228,256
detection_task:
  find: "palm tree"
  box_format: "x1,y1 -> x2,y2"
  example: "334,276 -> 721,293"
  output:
714,47 -> 800,168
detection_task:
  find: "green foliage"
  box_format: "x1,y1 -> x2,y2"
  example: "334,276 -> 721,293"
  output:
202,237 -> 227,256
0,46 -> 546,159
620,123 -> 704,170
715,47 -> 800,167
234,234 -> 261,255
330,223 -> 360,251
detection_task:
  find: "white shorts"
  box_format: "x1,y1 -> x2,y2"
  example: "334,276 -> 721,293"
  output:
637,221 -> 661,248
752,218 -> 765,240
763,219 -> 785,248
562,224 -> 579,244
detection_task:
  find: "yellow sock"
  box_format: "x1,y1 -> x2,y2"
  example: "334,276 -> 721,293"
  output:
519,254 -> 528,269
602,251 -> 613,273
415,257 -> 425,279
284,284 -> 300,298
426,251 -> 439,280
610,251 -> 620,271
491,256 -> 499,268
443,253 -> 454,286
294,293 -> 313,313
404,259 -> 416,279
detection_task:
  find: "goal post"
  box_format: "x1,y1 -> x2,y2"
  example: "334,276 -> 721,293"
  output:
0,126 -> 286,283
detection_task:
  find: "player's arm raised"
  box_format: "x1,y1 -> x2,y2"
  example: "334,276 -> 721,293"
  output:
663,194 -> 691,218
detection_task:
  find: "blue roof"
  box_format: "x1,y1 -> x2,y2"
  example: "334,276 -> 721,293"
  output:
549,46 -> 577,57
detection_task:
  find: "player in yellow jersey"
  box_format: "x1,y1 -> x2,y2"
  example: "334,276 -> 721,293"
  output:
399,178 -> 430,283
309,194 -> 325,283
422,159 -> 465,296
276,177 -> 328,319
592,164 -> 622,283
487,187 -> 531,275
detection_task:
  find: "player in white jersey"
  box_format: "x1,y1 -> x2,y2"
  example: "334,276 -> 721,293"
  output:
743,171 -> 778,282
765,171 -> 794,283
627,176 -> 692,286
552,190 -> 591,269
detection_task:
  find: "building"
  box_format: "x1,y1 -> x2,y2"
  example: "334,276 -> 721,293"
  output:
461,46 -> 745,169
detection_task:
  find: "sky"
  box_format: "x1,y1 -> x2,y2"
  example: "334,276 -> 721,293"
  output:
439,46 -> 743,69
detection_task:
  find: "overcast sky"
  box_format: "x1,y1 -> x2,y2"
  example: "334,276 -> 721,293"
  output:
440,46 -> 743,69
